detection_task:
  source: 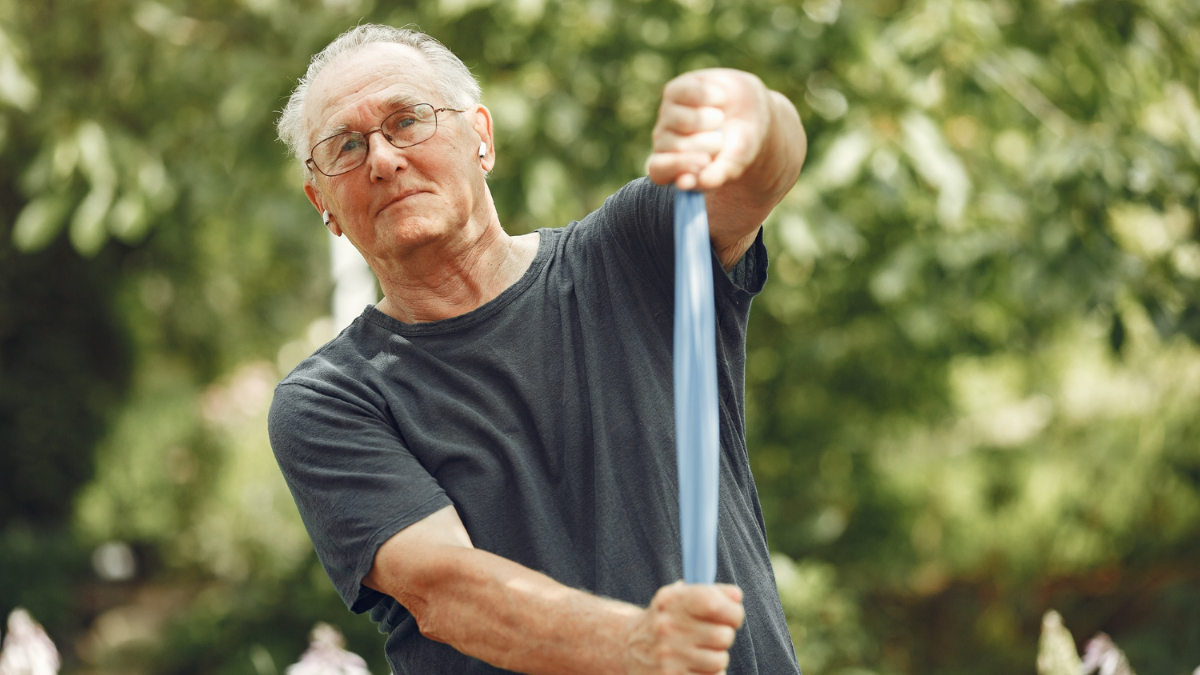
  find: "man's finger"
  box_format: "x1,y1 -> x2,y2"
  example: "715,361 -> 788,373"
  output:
681,586 -> 745,627
653,129 -> 725,156
682,645 -> 732,674
647,152 -> 711,187
663,76 -> 729,108
693,623 -> 738,650
715,584 -> 743,604
695,125 -> 757,189
656,104 -> 725,135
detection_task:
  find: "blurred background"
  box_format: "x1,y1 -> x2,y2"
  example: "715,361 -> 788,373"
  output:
1,0 -> 1198,672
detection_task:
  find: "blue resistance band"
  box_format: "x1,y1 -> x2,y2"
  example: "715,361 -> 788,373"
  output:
673,189 -> 719,585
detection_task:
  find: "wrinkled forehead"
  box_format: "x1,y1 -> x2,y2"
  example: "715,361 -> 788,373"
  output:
303,43 -> 437,149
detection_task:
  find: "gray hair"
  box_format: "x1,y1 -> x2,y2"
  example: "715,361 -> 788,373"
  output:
277,24 -> 482,167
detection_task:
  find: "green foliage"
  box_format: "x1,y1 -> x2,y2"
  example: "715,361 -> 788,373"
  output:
0,0 -> 1199,673
0,526 -> 91,648
740,0 -> 1200,671
0,237 -> 129,528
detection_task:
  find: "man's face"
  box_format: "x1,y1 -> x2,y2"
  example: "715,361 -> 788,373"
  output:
302,43 -> 492,262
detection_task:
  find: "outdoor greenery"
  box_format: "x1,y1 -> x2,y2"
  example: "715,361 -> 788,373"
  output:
1,0 -> 1198,673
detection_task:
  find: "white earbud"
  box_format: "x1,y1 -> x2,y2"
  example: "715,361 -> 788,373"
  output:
479,142 -> 487,158
322,210 -> 330,226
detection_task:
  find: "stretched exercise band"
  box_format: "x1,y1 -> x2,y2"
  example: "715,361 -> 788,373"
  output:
673,189 -> 719,585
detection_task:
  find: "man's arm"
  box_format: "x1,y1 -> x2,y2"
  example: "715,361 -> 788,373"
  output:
647,69 -> 807,270
364,504 -> 745,675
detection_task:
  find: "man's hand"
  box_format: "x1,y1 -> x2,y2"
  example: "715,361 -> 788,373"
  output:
623,581 -> 745,675
648,68 -> 806,270
648,69 -> 773,192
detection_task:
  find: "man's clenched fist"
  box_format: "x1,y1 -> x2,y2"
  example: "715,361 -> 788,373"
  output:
647,69 -> 773,192
622,581 -> 745,675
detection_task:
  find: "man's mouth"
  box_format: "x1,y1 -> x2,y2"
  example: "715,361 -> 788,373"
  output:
377,189 -> 425,215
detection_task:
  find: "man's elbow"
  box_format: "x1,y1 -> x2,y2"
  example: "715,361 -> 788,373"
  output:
365,547 -> 464,641
395,549 -> 486,645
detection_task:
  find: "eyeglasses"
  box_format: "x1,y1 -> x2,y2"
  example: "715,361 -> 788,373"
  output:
306,103 -> 466,177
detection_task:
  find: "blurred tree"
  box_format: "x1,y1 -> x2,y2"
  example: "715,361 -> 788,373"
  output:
1,0 -> 1198,673
0,237 -> 128,528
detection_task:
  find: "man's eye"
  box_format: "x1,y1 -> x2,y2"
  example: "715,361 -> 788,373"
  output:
340,136 -> 364,153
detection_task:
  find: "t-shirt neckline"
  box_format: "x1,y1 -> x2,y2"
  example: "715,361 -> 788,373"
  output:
362,228 -> 556,337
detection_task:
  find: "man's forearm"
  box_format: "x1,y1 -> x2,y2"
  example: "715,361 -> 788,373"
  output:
366,505 -> 743,675
385,545 -> 640,675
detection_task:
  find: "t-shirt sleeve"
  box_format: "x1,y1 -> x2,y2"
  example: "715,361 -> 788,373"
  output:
577,177 -> 768,301
268,379 -> 452,613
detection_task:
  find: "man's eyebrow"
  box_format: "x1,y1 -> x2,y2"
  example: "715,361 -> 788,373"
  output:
318,122 -> 350,139
313,94 -> 425,143
382,93 -> 423,110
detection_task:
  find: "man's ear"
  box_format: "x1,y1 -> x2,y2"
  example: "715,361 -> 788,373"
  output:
472,104 -> 495,172
304,180 -> 342,236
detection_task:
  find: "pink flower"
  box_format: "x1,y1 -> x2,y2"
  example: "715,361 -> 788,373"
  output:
286,623 -> 371,675
1080,633 -> 1135,675
0,608 -> 60,675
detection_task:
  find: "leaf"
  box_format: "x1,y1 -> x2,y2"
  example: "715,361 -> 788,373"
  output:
11,194 -> 71,252
69,184 -> 114,257
75,121 -> 116,187
108,191 -> 149,243
0,27 -> 39,112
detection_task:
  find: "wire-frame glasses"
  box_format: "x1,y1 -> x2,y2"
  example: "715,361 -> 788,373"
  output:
306,103 -> 465,177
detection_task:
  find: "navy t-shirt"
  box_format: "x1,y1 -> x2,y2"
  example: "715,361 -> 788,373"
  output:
268,178 -> 800,675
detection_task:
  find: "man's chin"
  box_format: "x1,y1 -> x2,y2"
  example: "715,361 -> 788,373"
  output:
377,217 -> 457,252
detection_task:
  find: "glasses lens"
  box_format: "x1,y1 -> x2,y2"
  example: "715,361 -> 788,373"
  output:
382,104 -> 436,148
313,132 -> 367,176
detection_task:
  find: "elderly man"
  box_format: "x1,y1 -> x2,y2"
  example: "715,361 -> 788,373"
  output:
269,24 -> 806,675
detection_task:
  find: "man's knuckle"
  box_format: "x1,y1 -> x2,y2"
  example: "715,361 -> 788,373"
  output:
653,589 -> 675,608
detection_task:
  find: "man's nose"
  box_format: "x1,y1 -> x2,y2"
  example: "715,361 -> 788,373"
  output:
365,131 -> 409,181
